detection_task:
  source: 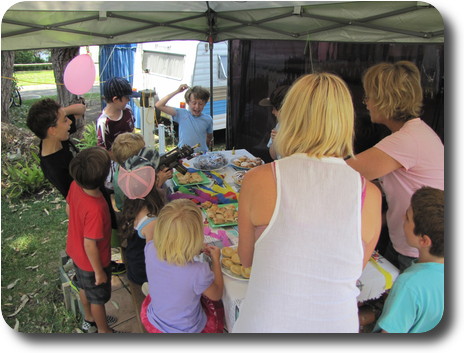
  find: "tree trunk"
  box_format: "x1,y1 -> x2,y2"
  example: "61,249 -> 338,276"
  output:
51,47 -> 80,106
1,51 -> 15,123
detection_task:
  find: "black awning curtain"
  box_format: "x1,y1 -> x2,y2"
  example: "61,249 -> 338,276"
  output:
227,40 -> 443,160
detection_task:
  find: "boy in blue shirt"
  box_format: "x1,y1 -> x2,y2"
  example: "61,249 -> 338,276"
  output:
374,186 -> 444,333
156,84 -> 213,153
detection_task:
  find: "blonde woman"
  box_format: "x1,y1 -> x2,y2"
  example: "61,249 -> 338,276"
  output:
347,61 -> 444,271
233,73 -> 382,333
140,199 -> 224,333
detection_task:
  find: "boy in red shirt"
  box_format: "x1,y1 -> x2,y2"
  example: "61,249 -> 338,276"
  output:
66,147 -> 119,333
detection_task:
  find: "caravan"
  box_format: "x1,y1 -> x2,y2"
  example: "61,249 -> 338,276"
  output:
133,40 -> 228,131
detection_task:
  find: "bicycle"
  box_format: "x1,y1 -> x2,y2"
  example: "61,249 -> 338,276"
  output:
9,88 -> 22,108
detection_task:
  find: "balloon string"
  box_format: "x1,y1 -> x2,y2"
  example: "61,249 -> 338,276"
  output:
99,45 -> 115,79
99,45 -> 135,83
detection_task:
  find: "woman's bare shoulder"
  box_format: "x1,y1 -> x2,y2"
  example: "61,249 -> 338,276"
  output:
242,163 -> 274,184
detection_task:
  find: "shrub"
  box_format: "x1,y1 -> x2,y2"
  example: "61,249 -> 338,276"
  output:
74,123 -> 97,150
2,151 -> 51,199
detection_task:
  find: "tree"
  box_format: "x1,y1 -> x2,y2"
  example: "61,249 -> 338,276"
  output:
51,47 -> 80,106
15,50 -> 48,64
1,51 -> 15,123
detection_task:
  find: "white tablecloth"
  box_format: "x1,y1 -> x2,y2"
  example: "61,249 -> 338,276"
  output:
221,251 -> 399,332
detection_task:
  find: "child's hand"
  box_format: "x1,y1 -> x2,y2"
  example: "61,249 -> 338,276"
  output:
270,129 -> 277,141
204,244 -> 220,263
177,84 -> 189,93
156,168 -> 173,187
95,270 -> 107,286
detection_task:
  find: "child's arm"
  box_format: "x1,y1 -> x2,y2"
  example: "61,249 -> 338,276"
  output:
269,129 -> 278,160
64,103 -> 86,118
83,238 -> 107,285
206,133 -> 214,151
144,220 -> 157,243
155,84 -> 189,117
202,245 -> 223,301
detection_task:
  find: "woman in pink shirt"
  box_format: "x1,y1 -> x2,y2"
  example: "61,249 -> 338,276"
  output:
347,61 -> 444,271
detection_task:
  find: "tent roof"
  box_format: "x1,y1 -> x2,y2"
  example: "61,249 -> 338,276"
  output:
1,1 -> 444,50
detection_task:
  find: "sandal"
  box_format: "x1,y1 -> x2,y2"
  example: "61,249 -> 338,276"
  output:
111,261 -> 126,275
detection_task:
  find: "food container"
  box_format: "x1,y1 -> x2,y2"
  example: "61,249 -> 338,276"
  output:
192,152 -> 228,171
232,171 -> 247,187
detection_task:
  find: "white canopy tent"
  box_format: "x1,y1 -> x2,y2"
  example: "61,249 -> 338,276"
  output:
2,1 -> 444,51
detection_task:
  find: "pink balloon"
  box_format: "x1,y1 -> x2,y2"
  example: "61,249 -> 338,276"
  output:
64,54 -> 96,95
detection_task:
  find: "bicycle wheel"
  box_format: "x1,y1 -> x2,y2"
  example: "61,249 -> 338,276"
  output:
11,89 -> 22,107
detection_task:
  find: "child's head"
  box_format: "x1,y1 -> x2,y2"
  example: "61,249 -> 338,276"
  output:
118,147 -> 160,200
26,98 -> 67,140
404,187 -> 444,257
154,199 -> 204,266
184,86 -> 210,117
69,147 -> 111,190
118,147 -> 165,240
259,85 -> 291,118
103,77 -> 141,104
112,132 -> 146,165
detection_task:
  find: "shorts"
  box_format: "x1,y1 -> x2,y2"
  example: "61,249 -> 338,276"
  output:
74,264 -> 112,305
140,294 -> 224,333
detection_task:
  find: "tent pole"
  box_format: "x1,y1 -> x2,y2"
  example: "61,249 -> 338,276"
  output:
209,40 -> 214,126
206,2 -> 216,150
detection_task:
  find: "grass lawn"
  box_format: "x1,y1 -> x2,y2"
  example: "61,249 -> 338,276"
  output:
1,192 -> 79,333
14,70 -> 100,87
2,94 -> 88,333
14,70 -> 57,86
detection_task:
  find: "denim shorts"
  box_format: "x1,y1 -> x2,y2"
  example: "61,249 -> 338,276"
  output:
74,264 -> 112,305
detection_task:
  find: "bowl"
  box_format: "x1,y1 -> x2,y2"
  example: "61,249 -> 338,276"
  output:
232,171 -> 247,187
192,152 -> 228,171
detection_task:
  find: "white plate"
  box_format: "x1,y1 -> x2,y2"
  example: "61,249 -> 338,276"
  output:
222,266 -> 249,281
191,153 -> 228,171
220,246 -> 250,281
230,156 -> 264,170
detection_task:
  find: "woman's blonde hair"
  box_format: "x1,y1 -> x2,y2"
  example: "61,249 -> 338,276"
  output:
274,72 -> 354,159
153,199 -> 204,266
362,61 -> 423,122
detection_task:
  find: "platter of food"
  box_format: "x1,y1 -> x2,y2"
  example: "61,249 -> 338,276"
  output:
230,156 -> 264,170
220,246 -> 251,281
201,202 -> 238,228
172,171 -> 211,187
192,152 -> 228,171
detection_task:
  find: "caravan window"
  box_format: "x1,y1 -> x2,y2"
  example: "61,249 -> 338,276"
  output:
143,51 -> 185,80
218,55 -> 228,80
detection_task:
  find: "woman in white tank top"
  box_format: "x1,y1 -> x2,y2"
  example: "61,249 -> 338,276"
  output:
233,73 -> 382,333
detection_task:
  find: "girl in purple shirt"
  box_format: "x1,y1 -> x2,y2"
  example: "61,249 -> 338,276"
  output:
140,199 -> 224,333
